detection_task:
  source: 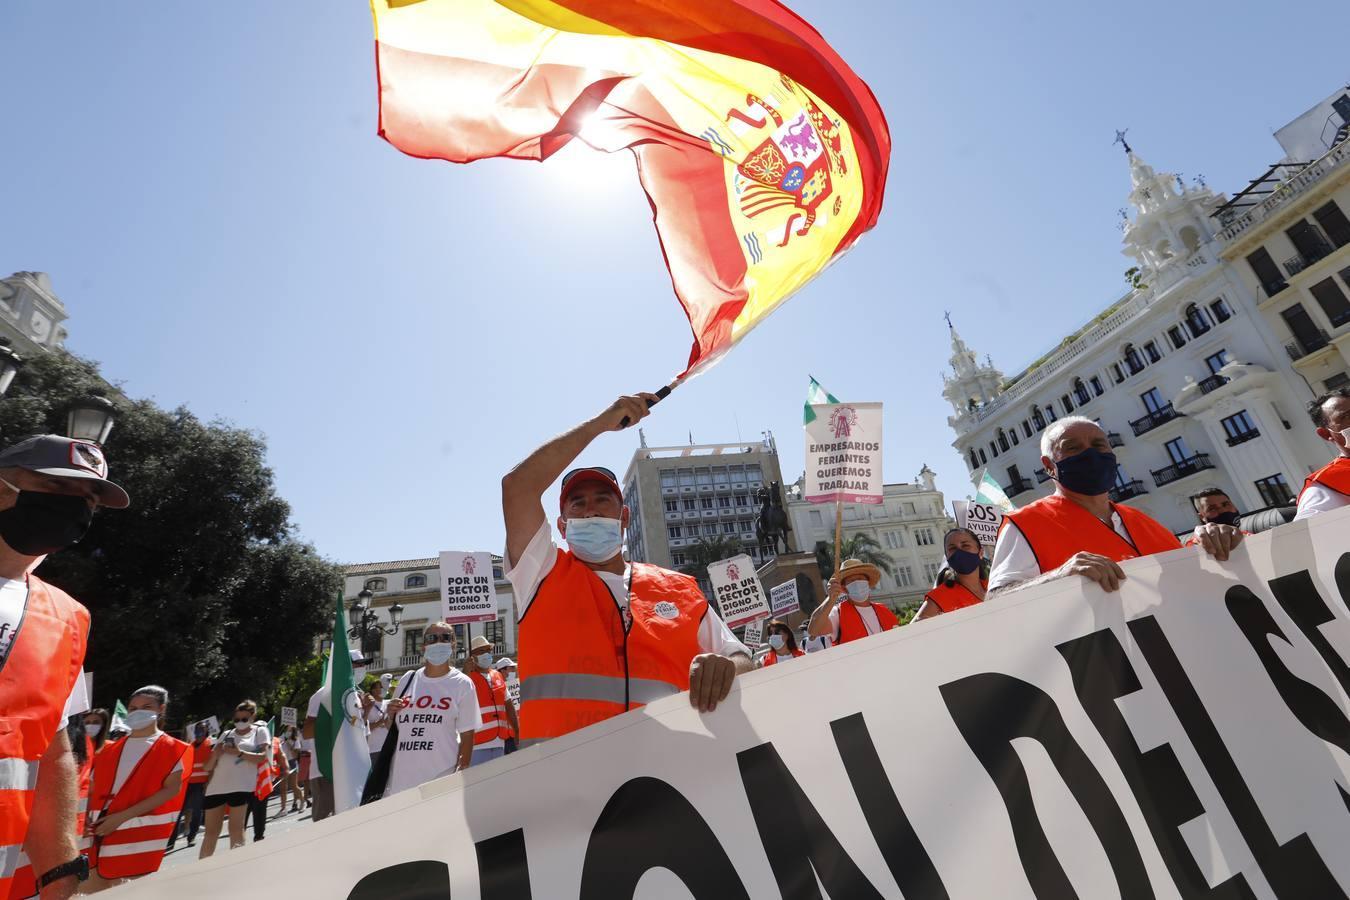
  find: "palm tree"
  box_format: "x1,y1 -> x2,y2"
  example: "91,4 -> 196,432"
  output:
814,534 -> 896,583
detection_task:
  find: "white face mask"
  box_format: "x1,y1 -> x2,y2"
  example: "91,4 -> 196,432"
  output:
84,723 -> 103,737
768,634 -> 786,651
845,581 -> 872,602
235,719 -> 253,733
353,667 -> 367,683
474,653 -> 493,668
563,517 -> 624,564
125,709 -> 159,731
424,643 -> 456,666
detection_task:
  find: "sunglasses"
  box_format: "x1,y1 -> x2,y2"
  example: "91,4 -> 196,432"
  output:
561,467 -> 618,490
423,633 -> 455,645
233,718 -> 252,724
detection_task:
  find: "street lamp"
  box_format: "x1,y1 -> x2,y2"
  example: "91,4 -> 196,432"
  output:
0,342 -> 22,397
65,395 -> 117,445
346,589 -> 403,639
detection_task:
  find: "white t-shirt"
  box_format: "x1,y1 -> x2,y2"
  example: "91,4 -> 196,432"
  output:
386,668 -> 481,796
366,699 -> 390,754
506,522 -> 749,658
112,731 -> 183,794
0,577 -> 89,717
986,513 -> 1135,594
205,723 -> 270,797
802,634 -> 832,653
826,602 -> 883,642
1294,481 -> 1347,520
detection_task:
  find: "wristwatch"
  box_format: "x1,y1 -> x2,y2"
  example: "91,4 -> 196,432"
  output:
37,856 -> 89,890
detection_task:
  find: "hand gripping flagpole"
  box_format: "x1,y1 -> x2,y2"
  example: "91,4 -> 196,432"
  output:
618,382 -> 676,428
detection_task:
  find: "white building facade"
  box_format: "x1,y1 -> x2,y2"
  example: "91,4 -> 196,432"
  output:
0,271 -> 70,356
944,130 -> 1337,533
342,557 -> 517,677
785,466 -> 953,613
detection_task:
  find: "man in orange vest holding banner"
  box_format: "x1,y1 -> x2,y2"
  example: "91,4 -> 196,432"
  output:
464,636 -> 519,767
987,418 -> 1243,599
502,393 -> 752,747
807,558 -> 897,644
0,435 -> 131,900
1295,388 -> 1350,520
83,686 -> 189,893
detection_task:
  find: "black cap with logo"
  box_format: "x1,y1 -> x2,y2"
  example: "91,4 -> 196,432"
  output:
0,435 -> 131,508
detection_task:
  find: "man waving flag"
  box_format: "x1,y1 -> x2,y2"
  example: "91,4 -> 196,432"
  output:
371,0 -> 890,378
314,592 -> 370,815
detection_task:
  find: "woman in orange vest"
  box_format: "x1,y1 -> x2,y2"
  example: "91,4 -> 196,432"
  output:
759,620 -> 805,666
464,636 -> 520,767
913,528 -> 988,622
82,686 -> 190,893
807,558 -> 898,645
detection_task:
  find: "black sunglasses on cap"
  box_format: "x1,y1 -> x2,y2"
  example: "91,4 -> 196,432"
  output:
561,466 -> 618,488
423,633 -> 455,645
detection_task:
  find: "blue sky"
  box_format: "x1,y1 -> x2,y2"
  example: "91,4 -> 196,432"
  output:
3,1 -> 1348,563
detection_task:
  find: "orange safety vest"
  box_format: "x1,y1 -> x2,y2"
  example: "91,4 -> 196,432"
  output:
187,737 -> 213,784
518,551 -> 705,744
836,600 -> 898,644
1001,494 -> 1181,574
85,733 -> 190,880
9,735 -> 94,900
0,576 -> 89,900
923,580 -> 987,614
1300,456 -> 1350,501
761,649 -> 805,666
1182,530 -> 1251,548
253,737 -> 282,801
469,669 -> 512,746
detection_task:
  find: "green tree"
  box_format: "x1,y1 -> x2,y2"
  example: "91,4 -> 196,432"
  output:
0,350 -> 341,726
813,533 -> 896,583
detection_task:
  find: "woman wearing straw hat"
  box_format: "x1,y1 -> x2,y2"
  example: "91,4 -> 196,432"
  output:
806,558 -> 898,645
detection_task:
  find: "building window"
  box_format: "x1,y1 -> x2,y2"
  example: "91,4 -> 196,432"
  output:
364,578 -> 386,592
734,493 -> 749,507
1167,326 -> 1187,349
659,472 -> 677,489
903,502 -> 916,515
1184,303 -> 1211,336
894,530 -> 906,547
1326,372 -> 1350,391
967,448 -> 979,470
672,552 -> 687,566
1044,402 -> 1057,422
699,497 -> 714,509
403,628 -> 425,658
664,500 -> 678,513
1141,388 -> 1165,413
667,526 -> 682,539
915,527 -> 934,546
997,429 -> 1009,452
1309,277 -> 1350,328
404,574 -> 427,589
717,496 -> 732,508
1073,378 -> 1090,406
922,561 -> 941,584
1313,199 -> 1350,248
722,522 -> 737,534
682,498 -> 696,511
1031,406 -> 1045,430
1009,429 -> 1019,446
1204,349 -> 1230,374
1164,436 -> 1192,465
1111,363 -> 1125,384
1123,344 -> 1144,375
1254,474 -> 1294,506
1022,420 -> 1033,438
1221,410 -> 1258,441
1090,376 -> 1104,396
989,441 -> 999,458
1060,394 -> 1074,414
978,448 -> 987,465
1143,341 -> 1161,363
896,566 -> 914,588
882,531 -> 896,550
1209,297 -> 1233,323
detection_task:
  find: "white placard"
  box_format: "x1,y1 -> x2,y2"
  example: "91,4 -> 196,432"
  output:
281,707 -> 298,727
804,401 -> 883,504
768,580 -> 799,618
707,554 -> 771,629
506,674 -> 520,705
439,551 -> 497,624
953,499 -> 1003,551
742,618 -> 764,648
118,508 -> 1350,900
186,716 -> 220,741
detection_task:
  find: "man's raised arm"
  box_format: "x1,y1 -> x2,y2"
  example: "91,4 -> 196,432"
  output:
501,393 -> 657,566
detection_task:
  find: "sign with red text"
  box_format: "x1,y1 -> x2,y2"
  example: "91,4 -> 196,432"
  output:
804,401 -> 883,503
439,551 -> 497,624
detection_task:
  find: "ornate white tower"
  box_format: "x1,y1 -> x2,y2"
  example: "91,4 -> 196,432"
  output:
942,316 -> 1004,433
1116,139 -> 1223,289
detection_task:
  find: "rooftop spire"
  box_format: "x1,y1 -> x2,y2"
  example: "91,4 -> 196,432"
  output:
1113,128 -> 1132,155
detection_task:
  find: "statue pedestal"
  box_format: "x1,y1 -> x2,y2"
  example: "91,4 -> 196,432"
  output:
754,551 -> 825,629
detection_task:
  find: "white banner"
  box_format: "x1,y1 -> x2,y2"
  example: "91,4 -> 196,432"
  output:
953,499 -> 1004,551
123,509 -> 1350,899
439,551 -> 497,624
804,401 -> 883,504
281,707 -> 298,727
707,554 -> 771,629
768,579 -> 799,618
742,618 -> 764,648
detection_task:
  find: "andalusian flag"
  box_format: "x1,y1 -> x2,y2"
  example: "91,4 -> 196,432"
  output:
111,699 -> 128,732
371,0 -> 890,378
803,375 -> 838,424
975,470 -> 1016,513
314,592 -> 370,815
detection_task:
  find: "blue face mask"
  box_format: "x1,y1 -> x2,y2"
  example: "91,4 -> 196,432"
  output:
946,548 -> 982,575
1051,448 -> 1118,496
564,517 -> 624,564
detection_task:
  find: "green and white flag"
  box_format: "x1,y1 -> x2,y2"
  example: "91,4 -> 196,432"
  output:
314,591 -> 370,814
803,376 -> 839,424
974,469 -> 1016,513
111,699 -> 128,732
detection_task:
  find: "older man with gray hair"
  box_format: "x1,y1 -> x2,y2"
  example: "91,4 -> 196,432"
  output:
987,417 -> 1243,600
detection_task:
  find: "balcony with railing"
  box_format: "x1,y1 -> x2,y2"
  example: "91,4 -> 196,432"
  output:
1286,329 -> 1331,361
1151,453 -> 1216,487
1035,469 -> 1051,483
1110,479 -> 1148,502
1284,245 -> 1334,278
1106,431 -> 1125,448
1217,140 -> 1350,245
1197,374 -> 1230,394
1259,280 -> 1290,299
1130,403 -> 1182,436
1225,428 -> 1261,447
1005,476 -> 1036,498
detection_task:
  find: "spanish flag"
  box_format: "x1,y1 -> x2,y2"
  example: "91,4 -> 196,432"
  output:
372,0 -> 890,377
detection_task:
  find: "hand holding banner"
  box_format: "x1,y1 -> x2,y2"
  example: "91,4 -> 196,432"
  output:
707,554 -> 770,629
439,551 -> 497,624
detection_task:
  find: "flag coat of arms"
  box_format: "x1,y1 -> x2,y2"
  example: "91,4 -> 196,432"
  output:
314,593 -> 370,815
371,0 -> 890,376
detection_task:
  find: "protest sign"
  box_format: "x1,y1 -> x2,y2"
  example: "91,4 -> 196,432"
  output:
281,707 -> 298,727
707,554 -> 770,629
953,499 -> 1004,551
124,509 -> 1350,900
505,673 -> 520,705
185,716 -> 220,741
804,401 -> 883,503
439,551 -> 496,624
768,579 -> 799,618
742,618 -> 764,648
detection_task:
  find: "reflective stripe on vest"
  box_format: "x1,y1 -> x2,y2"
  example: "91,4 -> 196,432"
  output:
470,670 -> 512,745
88,733 -> 190,879
1002,494 -> 1181,575
0,577 -> 90,900
518,552 -> 705,743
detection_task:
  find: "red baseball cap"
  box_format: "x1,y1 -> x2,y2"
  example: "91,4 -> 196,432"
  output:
559,466 -> 622,512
